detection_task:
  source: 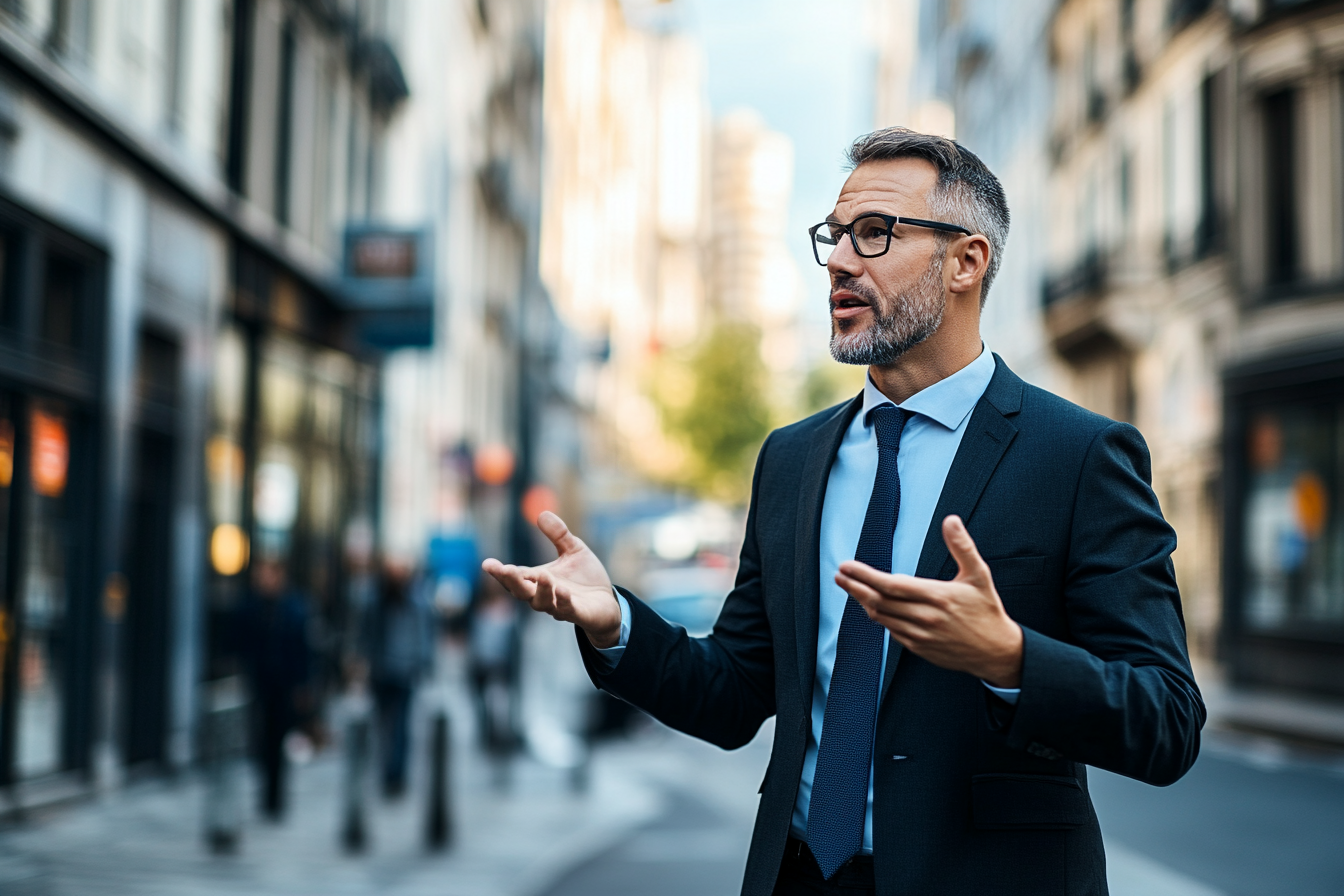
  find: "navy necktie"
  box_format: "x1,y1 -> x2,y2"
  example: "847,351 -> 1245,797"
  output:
807,404 -> 908,880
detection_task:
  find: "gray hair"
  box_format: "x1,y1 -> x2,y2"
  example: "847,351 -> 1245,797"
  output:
845,128 -> 1010,305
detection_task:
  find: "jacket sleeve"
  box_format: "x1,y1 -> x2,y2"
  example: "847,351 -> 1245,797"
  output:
574,434 -> 777,750
1002,421 -> 1206,786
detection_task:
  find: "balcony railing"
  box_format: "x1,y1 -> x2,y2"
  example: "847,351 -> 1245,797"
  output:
1041,249 -> 1108,309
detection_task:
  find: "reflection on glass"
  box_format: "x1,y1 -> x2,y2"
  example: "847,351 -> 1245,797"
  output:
307,453 -> 339,536
18,402 -> 71,778
1243,406 -> 1344,629
213,327 -> 248,431
254,444 -> 299,558
206,436 -> 245,525
260,340 -> 307,440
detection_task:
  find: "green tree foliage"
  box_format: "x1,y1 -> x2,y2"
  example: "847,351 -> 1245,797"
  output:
801,358 -> 867,416
658,322 -> 773,503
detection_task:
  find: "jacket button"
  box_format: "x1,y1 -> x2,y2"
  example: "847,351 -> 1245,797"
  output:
1027,742 -> 1063,760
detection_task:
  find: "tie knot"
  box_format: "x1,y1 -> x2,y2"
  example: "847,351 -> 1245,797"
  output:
870,404 -> 908,452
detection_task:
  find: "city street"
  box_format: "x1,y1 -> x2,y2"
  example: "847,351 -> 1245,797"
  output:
2,684 -> 1343,896
543,727 -> 1344,896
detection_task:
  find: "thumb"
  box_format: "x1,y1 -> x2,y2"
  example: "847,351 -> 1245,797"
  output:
942,515 -> 990,586
536,510 -> 583,556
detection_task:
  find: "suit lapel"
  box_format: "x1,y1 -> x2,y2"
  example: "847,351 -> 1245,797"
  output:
794,394 -> 863,708
879,355 -> 1024,701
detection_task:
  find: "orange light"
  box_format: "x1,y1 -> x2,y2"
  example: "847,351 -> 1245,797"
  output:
521,484 -> 559,525
211,523 -> 250,576
0,419 -> 13,487
31,411 -> 68,498
1294,471 -> 1328,539
474,443 -> 516,486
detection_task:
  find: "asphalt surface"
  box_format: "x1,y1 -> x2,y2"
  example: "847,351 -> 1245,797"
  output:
541,727 -> 1344,896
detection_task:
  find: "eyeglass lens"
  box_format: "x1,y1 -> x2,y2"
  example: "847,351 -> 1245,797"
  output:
812,215 -> 893,265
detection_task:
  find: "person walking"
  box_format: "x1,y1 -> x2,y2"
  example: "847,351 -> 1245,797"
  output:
468,576 -> 522,757
236,557 -> 312,821
484,128 -> 1205,895
362,562 -> 435,798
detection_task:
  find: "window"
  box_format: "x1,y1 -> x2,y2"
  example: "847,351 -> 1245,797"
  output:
40,254 -> 87,351
1263,87 -> 1298,285
275,19 -> 297,227
1197,71 -> 1221,256
1242,400 -> 1344,631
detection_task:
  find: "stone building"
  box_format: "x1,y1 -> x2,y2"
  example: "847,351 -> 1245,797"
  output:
0,0 -> 557,812
897,0 -> 1344,698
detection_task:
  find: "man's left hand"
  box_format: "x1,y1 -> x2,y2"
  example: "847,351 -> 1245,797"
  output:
835,514 -> 1024,688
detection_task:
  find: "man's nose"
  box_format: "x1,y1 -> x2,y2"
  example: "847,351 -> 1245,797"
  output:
827,234 -> 864,279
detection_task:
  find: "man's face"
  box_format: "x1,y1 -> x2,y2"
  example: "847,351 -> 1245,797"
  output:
826,158 -> 949,366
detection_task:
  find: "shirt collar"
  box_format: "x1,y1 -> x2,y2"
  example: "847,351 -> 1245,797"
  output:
861,344 -> 996,431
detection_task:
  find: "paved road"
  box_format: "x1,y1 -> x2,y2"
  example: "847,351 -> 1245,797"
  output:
1091,732 -> 1344,896
543,727 -> 1344,896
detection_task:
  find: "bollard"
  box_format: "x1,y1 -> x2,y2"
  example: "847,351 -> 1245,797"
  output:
342,715 -> 371,854
424,710 -> 453,851
202,677 -> 248,854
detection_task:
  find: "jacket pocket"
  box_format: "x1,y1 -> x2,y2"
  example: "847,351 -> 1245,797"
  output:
986,555 -> 1046,588
971,773 -> 1089,830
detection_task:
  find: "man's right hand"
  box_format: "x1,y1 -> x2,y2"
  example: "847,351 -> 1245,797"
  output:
481,511 -> 623,648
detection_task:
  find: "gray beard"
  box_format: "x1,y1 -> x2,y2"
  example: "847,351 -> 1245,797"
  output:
829,258 -> 946,366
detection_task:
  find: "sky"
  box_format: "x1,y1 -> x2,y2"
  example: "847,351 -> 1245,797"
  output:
672,0 -> 880,347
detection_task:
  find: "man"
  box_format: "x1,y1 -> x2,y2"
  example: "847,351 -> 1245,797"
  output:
236,557 -> 312,821
484,128 -> 1204,895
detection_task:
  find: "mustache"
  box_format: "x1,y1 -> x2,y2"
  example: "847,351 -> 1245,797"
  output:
829,277 -> 883,310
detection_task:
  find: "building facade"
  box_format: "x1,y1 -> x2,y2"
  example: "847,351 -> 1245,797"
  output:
901,0 -> 1344,698
0,0 -> 474,810
1219,0 -> 1344,697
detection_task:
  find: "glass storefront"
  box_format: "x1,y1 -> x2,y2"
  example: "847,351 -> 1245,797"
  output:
1242,403 -> 1344,631
0,196 -> 101,784
205,319 -> 379,687
1226,354 -> 1344,697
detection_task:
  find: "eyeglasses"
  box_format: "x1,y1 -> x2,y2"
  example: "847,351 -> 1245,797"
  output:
808,213 -> 972,266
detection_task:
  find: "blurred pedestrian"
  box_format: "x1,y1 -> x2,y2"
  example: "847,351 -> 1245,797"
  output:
362,562 -> 435,798
235,557 -> 312,821
468,576 -> 522,757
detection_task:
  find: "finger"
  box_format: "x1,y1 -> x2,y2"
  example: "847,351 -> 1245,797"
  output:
533,571 -> 560,614
837,572 -> 943,626
942,515 -> 991,586
482,560 -> 539,600
536,511 -> 586,556
837,561 -> 942,603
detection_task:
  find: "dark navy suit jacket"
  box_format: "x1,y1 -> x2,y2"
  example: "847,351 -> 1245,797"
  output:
577,355 -> 1205,896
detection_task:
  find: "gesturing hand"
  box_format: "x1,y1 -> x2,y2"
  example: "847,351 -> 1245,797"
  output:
481,511 -> 623,648
834,514 -> 1024,688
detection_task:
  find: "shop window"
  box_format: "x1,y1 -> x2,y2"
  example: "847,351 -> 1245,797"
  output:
17,400 -> 74,778
1242,402 -> 1344,631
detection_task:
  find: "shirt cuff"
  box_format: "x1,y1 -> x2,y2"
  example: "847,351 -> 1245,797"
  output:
981,681 -> 1021,704
591,590 -> 631,670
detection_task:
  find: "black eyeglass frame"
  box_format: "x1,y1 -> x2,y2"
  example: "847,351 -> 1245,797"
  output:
808,213 -> 973,267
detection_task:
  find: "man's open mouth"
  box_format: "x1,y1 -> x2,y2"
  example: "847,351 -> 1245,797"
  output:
831,292 -> 872,318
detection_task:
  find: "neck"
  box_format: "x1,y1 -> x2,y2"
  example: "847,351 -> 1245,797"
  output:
867,325 -> 983,405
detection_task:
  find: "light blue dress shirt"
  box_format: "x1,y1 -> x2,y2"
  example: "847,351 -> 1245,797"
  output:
597,345 -> 1019,855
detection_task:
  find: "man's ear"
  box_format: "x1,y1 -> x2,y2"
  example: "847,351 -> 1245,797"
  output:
946,234 -> 991,297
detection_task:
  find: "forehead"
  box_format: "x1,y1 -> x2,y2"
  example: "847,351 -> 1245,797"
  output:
832,157 -> 939,220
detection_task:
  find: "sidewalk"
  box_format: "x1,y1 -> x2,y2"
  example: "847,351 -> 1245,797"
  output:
1197,661 -> 1344,751
0,650 -> 664,896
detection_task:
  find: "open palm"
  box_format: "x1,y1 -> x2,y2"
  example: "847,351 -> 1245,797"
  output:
481,511 -> 623,647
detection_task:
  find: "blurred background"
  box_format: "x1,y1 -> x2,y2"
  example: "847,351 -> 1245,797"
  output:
0,0 -> 1340,894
